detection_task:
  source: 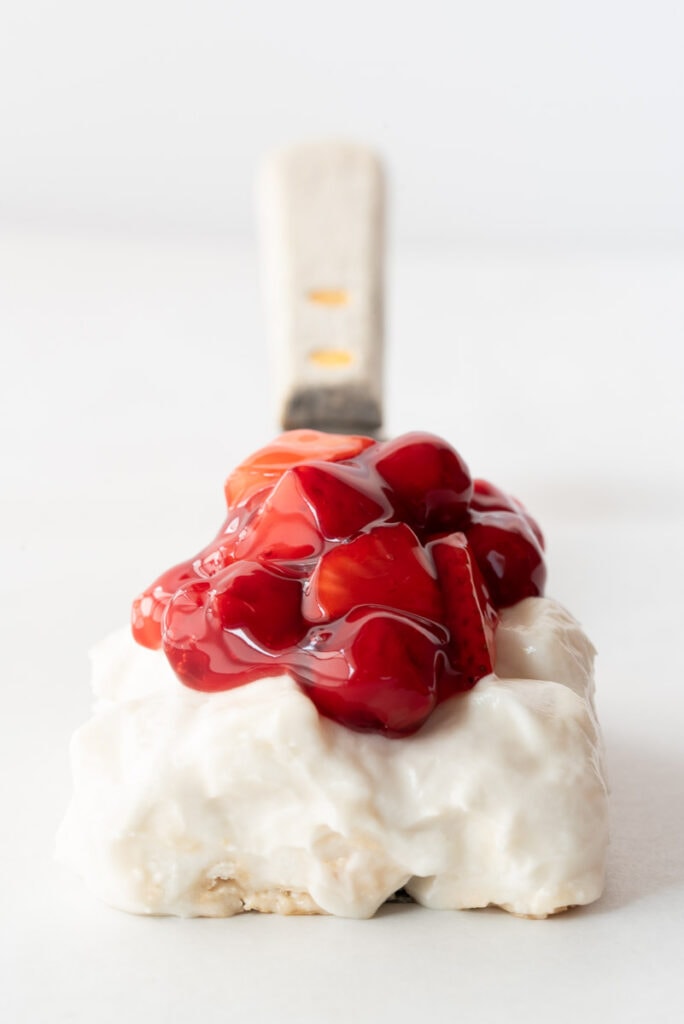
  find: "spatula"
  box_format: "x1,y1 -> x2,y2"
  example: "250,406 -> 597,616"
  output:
260,141 -> 385,437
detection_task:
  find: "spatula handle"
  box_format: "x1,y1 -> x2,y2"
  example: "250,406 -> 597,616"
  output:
260,142 -> 385,435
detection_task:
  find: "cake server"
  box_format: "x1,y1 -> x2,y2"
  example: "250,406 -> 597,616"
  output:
260,141 -> 385,437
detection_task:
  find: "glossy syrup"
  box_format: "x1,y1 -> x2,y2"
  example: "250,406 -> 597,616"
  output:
132,431 -> 545,736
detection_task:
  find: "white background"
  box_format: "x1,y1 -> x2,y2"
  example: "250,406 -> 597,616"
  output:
1,0 -> 683,244
2,2 -> 684,1022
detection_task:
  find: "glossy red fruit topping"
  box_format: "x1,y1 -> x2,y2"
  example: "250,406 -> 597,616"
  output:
369,431 -> 473,533
233,469 -> 324,568
132,429 -> 548,736
131,560 -> 200,650
466,511 -> 546,608
471,478 -> 545,549
224,429 -> 376,508
292,461 -> 390,539
293,608 -> 443,736
303,523 -> 443,625
131,507 -> 252,650
164,563 -> 306,692
470,479 -> 517,514
212,564 -> 306,650
428,533 -> 498,693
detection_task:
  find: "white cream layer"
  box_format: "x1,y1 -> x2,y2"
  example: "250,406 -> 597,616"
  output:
56,597 -> 608,919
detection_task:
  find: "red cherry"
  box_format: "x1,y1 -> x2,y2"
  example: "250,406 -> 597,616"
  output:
368,432 -> 473,533
163,563 -> 306,692
303,522 -> 443,625
427,532 -> 498,693
465,511 -> 546,608
293,608 -> 443,736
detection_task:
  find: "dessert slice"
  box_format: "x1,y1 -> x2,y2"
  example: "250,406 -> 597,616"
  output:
57,430 -> 608,918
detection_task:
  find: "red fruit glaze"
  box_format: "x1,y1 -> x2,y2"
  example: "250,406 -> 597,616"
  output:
466,510 -> 546,608
233,469 -> 324,568
164,563 -> 306,692
428,533 -> 498,695
131,433 -> 377,649
470,479 -> 516,514
224,430 -> 376,508
471,479 -> 545,549
131,560 -> 198,650
131,429 -> 548,736
304,523 -> 443,625
131,504 -> 256,650
292,608 -> 443,736
292,461 -> 390,539
369,431 -> 473,534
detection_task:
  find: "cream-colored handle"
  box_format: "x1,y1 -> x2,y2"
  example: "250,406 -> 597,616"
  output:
260,141 -> 385,434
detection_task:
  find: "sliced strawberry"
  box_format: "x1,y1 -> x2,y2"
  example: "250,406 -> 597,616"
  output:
131,558 -> 202,650
465,510 -> 546,608
224,429 -> 376,509
131,507 -> 254,650
163,563 -> 306,692
210,563 -> 305,650
132,427 -> 551,739
367,431 -> 473,534
427,533 -> 498,693
303,522 -> 443,625
293,607 -> 442,736
233,468 -> 324,570
291,460 -> 390,540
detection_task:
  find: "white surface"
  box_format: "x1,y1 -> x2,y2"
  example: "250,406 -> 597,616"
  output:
2,230 -> 684,1021
1,1 -> 683,245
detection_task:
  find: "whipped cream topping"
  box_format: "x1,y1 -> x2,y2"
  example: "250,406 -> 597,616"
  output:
56,597 -> 608,919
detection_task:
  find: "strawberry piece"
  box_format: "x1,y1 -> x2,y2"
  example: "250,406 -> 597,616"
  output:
465,510 -> 546,608
131,507 -> 254,649
471,479 -> 544,549
293,607 -> 443,736
131,558 -> 199,650
163,563 -> 306,692
303,522 -> 443,625
367,432 -> 473,534
233,469 -> 324,569
427,533 -> 498,693
470,479 -> 517,514
224,430 -> 376,509
292,460 -> 390,539
211,563 -> 305,650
